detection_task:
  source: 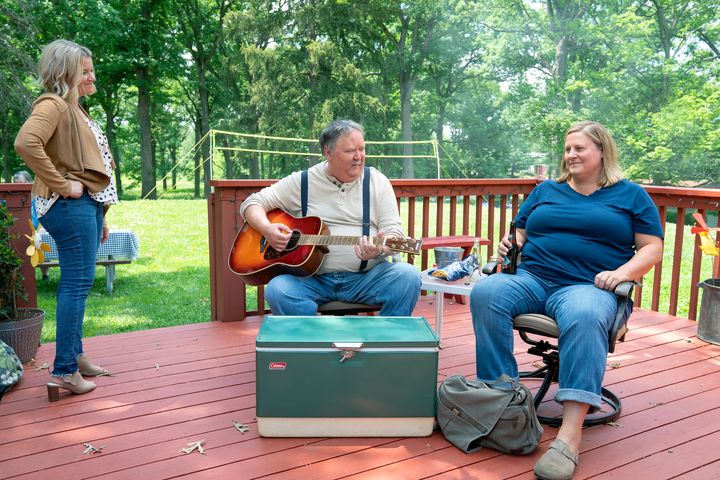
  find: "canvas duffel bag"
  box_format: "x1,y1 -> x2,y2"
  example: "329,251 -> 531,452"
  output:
436,374 -> 543,455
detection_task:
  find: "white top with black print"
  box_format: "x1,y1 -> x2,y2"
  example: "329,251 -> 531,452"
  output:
35,115 -> 118,218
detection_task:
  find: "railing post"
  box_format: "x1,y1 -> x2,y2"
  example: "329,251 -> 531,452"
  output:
0,184 -> 37,308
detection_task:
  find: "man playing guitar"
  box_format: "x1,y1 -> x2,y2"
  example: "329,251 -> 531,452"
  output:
239,119 -> 421,316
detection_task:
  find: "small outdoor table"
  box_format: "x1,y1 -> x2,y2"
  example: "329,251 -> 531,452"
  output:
420,269 -> 485,344
38,229 -> 140,294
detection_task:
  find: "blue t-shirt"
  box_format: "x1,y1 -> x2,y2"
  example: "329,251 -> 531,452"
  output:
514,180 -> 664,286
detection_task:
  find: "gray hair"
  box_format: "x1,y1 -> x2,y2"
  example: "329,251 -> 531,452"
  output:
12,170 -> 32,183
38,39 -> 92,102
319,119 -> 364,153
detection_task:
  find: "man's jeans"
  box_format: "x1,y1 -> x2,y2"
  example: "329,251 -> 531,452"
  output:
469,267 -> 618,410
266,261 -> 421,316
40,192 -> 103,376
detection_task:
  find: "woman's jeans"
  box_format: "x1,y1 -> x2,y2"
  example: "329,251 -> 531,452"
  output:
40,192 -> 103,376
265,261 -> 421,316
470,267 -> 618,410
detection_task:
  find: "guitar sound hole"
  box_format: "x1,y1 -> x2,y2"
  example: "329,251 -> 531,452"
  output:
263,231 -> 301,260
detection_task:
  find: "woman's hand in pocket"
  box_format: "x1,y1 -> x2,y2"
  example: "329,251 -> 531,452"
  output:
67,180 -> 84,198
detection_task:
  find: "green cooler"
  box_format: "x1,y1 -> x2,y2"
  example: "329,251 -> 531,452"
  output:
256,315 -> 439,437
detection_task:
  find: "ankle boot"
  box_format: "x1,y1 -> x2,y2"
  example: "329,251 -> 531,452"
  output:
47,371 -> 96,402
77,354 -> 110,377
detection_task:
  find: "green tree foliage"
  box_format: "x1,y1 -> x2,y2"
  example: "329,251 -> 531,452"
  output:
0,1 -> 38,182
2,0 -> 718,189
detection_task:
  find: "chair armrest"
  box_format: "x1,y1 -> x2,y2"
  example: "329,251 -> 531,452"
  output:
608,281 -> 641,353
613,281 -> 638,299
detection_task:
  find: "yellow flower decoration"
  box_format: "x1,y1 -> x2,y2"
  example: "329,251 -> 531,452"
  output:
690,213 -> 720,257
25,219 -> 50,267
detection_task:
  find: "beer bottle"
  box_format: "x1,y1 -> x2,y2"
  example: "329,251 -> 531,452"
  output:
502,221 -> 518,274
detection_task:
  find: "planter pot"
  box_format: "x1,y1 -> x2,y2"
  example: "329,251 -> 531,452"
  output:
698,279 -> 720,345
0,308 -> 44,363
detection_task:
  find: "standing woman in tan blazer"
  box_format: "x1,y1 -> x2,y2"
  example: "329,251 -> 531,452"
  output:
15,39 -> 118,401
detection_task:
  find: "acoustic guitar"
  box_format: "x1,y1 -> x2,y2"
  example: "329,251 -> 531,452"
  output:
228,209 -> 422,286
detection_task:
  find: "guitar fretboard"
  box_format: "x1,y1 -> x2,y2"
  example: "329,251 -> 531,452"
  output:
295,235 -> 386,247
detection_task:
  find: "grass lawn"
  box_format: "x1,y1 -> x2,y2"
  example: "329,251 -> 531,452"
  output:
36,198 -> 211,343
34,195 -> 714,343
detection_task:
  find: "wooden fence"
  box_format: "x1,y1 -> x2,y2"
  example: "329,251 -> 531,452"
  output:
208,179 -> 720,322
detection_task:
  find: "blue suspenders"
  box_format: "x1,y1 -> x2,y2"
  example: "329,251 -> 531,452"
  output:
301,167 -> 371,272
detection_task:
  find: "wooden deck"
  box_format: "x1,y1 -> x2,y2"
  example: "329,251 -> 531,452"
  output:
2,297 -> 720,479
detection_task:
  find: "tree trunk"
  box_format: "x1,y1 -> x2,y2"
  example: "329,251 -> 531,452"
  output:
102,105 -> 123,197
548,0 -> 578,110
652,0 -> 672,99
249,121 -> 259,178
160,145 -> 167,191
221,136 -> 233,179
198,61 -> 212,198
136,0 -> 155,199
553,35 -> 569,86
194,119 -> 201,198
1,136 -> 9,183
400,72 -> 415,178
169,143 -> 177,188
435,100 -> 447,153
136,66 -> 156,199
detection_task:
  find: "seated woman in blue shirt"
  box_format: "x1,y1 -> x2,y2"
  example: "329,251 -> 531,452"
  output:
470,121 -> 663,480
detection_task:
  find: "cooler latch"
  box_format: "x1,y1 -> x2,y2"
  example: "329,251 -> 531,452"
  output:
332,342 -> 364,363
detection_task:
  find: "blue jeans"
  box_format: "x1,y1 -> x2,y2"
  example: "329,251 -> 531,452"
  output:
265,261 -> 421,316
469,267 -> 618,409
40,192 -> 103,376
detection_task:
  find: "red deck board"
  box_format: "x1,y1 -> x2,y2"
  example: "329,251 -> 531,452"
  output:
674,460 -> 720,480
2,298 -> 720,479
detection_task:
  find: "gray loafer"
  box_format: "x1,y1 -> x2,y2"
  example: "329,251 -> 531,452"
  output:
534,439 -> 579,480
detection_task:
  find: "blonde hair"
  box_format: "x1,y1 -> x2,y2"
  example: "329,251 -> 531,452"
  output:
557,120 -> 624,187
38,39 -> 92,102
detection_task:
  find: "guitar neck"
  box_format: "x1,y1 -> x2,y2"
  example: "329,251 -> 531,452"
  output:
296,235 -> 385,247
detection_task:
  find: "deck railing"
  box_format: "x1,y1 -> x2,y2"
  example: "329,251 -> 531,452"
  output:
208,179 -> 720,322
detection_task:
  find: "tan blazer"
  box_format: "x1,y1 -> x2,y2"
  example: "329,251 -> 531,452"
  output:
14,93 -> 112,198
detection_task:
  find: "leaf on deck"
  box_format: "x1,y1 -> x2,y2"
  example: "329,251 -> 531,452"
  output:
82,443 -> 105,454
34,362 -> 51,372
232,421 -> 249,433
181,440 -> 206,455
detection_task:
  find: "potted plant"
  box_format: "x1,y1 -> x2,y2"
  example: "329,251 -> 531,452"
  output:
0,202 -> 44,363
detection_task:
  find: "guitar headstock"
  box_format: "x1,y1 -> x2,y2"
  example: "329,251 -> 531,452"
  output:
385,237 -> 423,255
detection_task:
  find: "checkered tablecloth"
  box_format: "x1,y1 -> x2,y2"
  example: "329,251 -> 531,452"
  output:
40,229 -> 140,262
